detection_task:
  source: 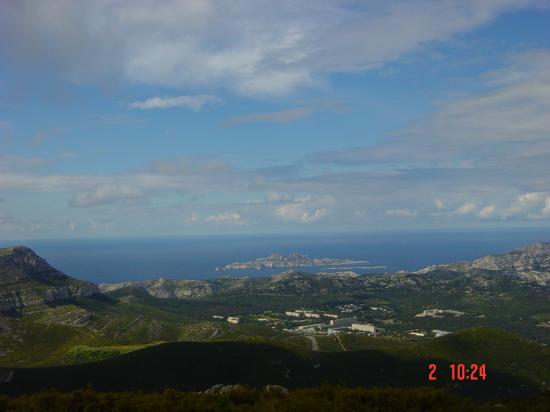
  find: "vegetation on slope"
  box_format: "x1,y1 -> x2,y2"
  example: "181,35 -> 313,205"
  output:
1,386 -> 549,412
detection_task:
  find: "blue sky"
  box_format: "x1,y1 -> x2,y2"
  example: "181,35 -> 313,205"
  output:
1,0 -> 550,239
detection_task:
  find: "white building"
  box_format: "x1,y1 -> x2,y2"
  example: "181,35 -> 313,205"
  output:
304,312 -> 321,319
227,316 -> 240,324
296,323 -> 324,333
323,313 -> 339,319
285,311 -> 302,318
330,316 -> 357,328
351,323 -> 376,333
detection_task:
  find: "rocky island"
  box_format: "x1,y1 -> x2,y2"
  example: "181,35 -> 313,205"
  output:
215,252 -> 368,271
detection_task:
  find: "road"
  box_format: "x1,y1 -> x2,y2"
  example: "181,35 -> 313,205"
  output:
336,333 -> 347,351
306,335 -> 319,351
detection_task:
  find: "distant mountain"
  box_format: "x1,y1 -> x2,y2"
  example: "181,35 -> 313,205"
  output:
216,252 -> 368,271
416,242 -> 550,286
0,246 -> 99,311
99,270 -> 365,298
100,243 -> 550,300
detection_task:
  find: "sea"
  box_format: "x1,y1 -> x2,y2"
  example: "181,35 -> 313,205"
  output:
1,228 -> 549,284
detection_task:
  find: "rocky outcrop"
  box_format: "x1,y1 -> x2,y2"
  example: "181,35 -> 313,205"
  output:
0,246 -> 100,311
216,252 -> 367,271
416,243 -> 550,286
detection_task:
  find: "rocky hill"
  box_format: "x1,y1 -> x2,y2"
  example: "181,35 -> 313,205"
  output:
216,252 -> 367,271
100,242 -> 550,299
0,246 -> 99,311
416,242 -> 550,285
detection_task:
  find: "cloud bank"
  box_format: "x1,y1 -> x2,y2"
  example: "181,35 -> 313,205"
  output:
1,0 -> 543,95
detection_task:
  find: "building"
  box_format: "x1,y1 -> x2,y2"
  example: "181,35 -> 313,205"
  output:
227,316 -> 240,324
323,313 -> 338,319
303,312 -> 321,319
296,323 -> 324,333
285,311 -> 302,318
212,315 -> 224,319
351,323 -> 376,333
329,316 -> 357,328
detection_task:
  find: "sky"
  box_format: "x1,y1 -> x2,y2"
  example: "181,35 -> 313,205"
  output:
0,0 -> 550,239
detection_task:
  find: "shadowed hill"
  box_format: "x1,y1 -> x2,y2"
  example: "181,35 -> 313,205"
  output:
1,327 -> 548,400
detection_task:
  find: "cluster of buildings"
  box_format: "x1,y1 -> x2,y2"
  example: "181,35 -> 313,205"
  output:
408,329 -> 451,338
415,309 -> 464,318
335,303 -> 363,313
214,307 -> 381,335
283,312 -> 380,336
285,310 -> 338,319
212,315 -> 240,324
327,316 -> 379,335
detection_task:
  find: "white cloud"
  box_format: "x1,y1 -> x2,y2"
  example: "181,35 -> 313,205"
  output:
265,192 -> 293,203
504,191 -> 547,217
275,203 -> 327,223
70,183 -> 145,207
1,1 -> 542,95
543,197 -> 550,217
385,208 -> 416,218
456,202 -> 476,215
129,95 -> 221,110
205,212 -> 242,223
185,212 -> 200,224
88,219 -> 114,231
517,192 -> 546,203
434,199 -> 445,210
479,205 -> 495,219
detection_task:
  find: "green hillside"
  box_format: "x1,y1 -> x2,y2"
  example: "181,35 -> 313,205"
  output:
0,327 -> 548,400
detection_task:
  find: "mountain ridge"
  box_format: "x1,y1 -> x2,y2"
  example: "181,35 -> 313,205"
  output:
0,246 -> 99,311
99,242 -> 550,298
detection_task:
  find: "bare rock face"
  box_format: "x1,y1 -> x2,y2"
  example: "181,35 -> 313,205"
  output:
0,246 -> 100,311
0,246 -> 66,283
100,279 -> 214,298
416,243 -> 550,286
468,243 -> 550,272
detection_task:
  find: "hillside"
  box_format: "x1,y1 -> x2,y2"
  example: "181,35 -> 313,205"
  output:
0,247 -> 99,311
3,387 -> 549,412
417,242 -> 550,286
0,328 -> 547,400
0,244 -> 548,371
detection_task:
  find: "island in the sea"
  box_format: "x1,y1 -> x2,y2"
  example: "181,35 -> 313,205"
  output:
215,252 -> 369,271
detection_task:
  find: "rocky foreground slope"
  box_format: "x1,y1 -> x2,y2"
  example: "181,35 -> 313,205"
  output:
0,246 -> 99,311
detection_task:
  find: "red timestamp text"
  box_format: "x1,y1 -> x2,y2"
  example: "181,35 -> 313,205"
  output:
428,363 -> 487,381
